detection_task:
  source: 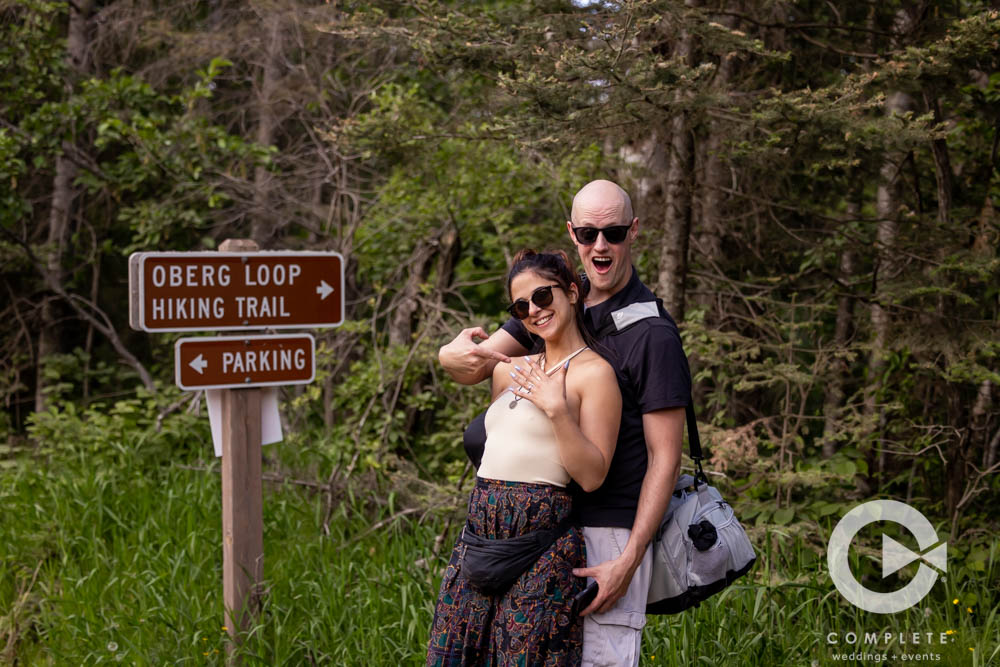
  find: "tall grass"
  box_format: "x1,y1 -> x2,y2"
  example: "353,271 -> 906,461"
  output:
0,443 -> 444,665
2,434 -> 997,665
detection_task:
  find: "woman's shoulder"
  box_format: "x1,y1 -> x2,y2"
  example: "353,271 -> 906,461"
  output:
568,349 -> 616,383
566,350 -> 619,408
492,357 -> 512,384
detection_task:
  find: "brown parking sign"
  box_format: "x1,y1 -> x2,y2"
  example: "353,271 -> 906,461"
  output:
129,251 -> 343,332
175,334 -> 315,390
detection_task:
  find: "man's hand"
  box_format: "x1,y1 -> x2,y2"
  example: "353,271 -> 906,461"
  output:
438,326 -> 522,385
572,554 -> 639,616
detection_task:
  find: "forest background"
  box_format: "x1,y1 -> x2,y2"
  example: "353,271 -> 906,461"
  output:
1,0 -> 999,664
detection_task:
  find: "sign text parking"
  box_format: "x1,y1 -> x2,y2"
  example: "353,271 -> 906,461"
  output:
175,334 -> 315,390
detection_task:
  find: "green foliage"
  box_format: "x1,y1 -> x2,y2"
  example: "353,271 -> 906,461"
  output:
0,1 -> 275,418
15,58 -> 269,252
26,389 -> 208,463
33,347 -> 132,405
348,136 -> 598,294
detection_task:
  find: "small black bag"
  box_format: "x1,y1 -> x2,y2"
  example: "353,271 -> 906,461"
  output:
459,515 -> 573,593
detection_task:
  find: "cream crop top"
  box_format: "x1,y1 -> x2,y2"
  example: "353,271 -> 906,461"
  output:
477,346 -> 589,487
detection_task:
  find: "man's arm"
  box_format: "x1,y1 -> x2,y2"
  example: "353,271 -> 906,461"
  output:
438,326 -> 527,385
574,406 -> 685,615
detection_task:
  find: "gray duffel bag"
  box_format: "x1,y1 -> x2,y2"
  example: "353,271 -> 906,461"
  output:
646,404 -> 756,614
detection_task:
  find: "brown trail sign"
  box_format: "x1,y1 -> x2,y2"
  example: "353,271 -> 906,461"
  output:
175,334 -> 315,390
128,251 -> 343,332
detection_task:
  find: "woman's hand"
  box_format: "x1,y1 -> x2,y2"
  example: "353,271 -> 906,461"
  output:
508,355 -> 569,419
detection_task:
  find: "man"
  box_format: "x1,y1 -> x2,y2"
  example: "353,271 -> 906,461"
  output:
438,179 -> 691,666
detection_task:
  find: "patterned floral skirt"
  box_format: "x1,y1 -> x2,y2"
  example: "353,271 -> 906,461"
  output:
426,477 -> 585,667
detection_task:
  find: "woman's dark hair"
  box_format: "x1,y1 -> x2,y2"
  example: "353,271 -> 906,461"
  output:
506,249 -> 600,354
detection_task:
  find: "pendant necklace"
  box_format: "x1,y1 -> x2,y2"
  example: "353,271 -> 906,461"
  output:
509,353 -> 545,409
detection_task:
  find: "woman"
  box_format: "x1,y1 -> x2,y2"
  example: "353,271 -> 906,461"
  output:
427,250 -> 621,666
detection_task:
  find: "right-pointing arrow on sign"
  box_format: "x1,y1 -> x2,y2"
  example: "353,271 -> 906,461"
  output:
189,353 -> 208,374
316,280 -> 334,300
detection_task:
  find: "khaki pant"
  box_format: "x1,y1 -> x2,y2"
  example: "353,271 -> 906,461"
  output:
581,527 -> 653,667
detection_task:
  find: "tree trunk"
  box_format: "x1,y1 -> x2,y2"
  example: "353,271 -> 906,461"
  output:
251,10 -> 282,243
824,2 -> 874,461
82,248 -> 100,403
387,220 -> 461,347
697,13 -> 737,276
35,0 -> 93,413
972,379 -> 993,467
387,243 -> 435,347
987,425 -> 1000,471
923,90 -> 954,226
619,131 -> 667,238
694,9 -> 738,322
656,0 -> 699,322
865,90 -> 914,489
698,125 -> 724,272
822,198 -> 860,458
432,222 -> 461,311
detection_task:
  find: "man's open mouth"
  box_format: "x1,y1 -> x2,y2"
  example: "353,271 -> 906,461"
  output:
593,257 -> 613,272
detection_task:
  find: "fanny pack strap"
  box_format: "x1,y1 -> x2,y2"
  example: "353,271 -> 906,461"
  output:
462,507 -> 575,543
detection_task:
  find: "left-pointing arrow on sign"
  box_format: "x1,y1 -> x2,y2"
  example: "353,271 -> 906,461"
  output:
189,353 -> 208,374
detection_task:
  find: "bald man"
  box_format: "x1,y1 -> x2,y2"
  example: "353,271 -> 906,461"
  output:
439,180 -> 691,667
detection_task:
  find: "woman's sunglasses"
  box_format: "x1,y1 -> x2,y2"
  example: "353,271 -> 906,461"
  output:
506,284 -> 562,321
571,224 -> 632,245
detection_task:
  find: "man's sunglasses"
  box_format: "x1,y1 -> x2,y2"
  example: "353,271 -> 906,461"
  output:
571,224 -> 632,245
506,284 -> 562,321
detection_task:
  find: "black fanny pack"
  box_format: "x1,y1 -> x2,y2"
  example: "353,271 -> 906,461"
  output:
459,513 -> 574,593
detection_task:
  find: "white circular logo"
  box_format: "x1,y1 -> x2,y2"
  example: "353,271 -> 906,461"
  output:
827,500 -> 947,614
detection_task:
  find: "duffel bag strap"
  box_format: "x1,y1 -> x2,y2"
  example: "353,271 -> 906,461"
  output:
686,401 -> 708,487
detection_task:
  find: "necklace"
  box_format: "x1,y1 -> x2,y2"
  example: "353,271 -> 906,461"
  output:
509,353 -> 544,409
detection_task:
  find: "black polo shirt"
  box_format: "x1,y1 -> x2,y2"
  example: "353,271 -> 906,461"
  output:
501,267 -> 692,528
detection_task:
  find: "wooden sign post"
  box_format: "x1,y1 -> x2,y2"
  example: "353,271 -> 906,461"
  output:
221,384 -> 262,641
127,240 -> 343,655
217,238 -> 263,647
